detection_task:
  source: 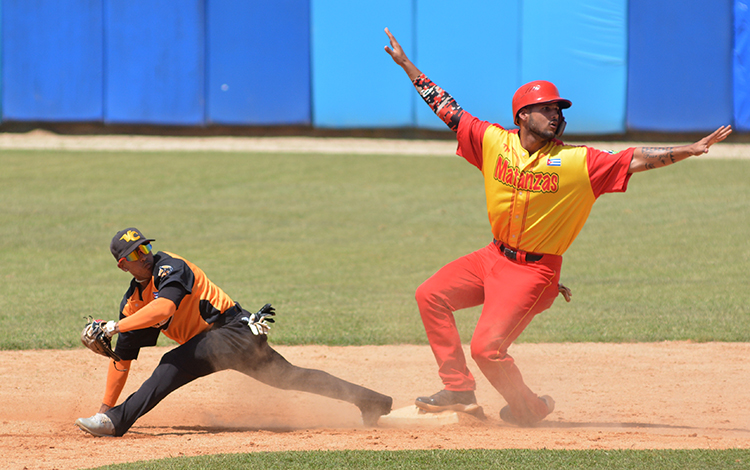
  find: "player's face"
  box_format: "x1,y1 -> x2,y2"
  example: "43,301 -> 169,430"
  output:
117,244 -> 154,281
524,103 -> 562,140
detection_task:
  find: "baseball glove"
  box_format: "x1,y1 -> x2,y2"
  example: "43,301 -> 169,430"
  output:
81,318 -> 121,362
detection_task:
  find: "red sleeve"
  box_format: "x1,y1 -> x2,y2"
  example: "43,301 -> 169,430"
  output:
456,111 -> 493,171
586,146 -> 635,198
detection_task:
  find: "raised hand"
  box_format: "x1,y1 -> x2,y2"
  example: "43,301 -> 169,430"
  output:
384,27 -> 421,80
384,27 -> 407,65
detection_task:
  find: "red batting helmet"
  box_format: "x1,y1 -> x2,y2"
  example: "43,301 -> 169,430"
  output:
512,80 -> 572,125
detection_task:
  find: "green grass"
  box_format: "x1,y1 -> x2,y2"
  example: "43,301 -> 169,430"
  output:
0,150 -> 748,348
98,449 -> 750,469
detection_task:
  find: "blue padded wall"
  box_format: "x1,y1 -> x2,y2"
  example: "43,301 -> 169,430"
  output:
2,0 -> 103,121
104,0 -> 205,125
415,0 -> 521,130
521,0 -> 627,134
0,0 -> 745,133
735,0 -> 750,131
206,0 -> 311,125
311,0 -> 413,128
627,0 -> 733,132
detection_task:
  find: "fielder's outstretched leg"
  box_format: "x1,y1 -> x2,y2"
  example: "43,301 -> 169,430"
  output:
104,361 -> 198,436
204,318 -> 392,425
238,342 -> 392,425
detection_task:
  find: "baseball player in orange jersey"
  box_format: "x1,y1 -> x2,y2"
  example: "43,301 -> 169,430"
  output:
384,28 -> 732,426
75,228 -> 392,437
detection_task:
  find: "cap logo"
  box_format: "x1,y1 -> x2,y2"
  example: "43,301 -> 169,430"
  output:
120,230 -> 142,243
522,84 -> 541,97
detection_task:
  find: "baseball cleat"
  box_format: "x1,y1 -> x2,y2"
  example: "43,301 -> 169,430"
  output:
75,413 -> 116,437
415,389 -> 483,416
357,393 -> 393,426
499,394 -> 555,427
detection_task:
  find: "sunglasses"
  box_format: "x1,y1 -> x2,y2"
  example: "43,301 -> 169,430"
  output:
122,243 -> 152,262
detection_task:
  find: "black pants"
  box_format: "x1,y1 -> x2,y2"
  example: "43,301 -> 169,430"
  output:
106,313 -> 385,436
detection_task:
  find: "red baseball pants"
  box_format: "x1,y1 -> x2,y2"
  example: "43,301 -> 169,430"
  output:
415,241 -> 562,422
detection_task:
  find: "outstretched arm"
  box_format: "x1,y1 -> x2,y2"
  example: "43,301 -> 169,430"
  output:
629,126 -> 732,173
117,297 -> 176,332
384,27 -> 465,132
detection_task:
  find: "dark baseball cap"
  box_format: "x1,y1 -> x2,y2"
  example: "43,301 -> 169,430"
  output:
110,227 -> 155,261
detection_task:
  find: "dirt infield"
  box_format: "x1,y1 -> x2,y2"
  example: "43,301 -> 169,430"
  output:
3,342 -> 750,469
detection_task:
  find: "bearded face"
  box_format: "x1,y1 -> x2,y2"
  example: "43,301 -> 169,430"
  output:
520,103 -> 562,141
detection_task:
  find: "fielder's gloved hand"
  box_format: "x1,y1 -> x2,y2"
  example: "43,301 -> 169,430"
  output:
241,303 -> 276,335
81,318 -> 121,361
102,320 -> 118,338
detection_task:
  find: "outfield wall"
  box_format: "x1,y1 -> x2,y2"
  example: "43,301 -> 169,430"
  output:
0,0 -> 744,134
627,0 -> 734,132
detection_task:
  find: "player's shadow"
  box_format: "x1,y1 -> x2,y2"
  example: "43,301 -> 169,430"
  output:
131,424 -> 341,436
131,421 -> 750,436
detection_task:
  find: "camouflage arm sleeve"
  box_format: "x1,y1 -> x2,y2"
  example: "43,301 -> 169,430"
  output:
413,73 -> 465,132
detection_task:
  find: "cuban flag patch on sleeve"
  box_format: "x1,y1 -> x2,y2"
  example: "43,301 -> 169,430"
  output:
547,157 -> 561,167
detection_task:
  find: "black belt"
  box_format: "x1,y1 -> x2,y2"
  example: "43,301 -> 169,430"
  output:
493,240 -> 544,263
209,303 -> 243,329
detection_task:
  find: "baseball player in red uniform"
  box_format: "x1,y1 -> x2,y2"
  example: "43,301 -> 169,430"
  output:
384,28 -> 732,426
75,228 -> 392,436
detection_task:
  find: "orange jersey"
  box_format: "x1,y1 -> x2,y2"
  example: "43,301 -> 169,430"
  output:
118,251 -> 236,348
456,112 -> 634,255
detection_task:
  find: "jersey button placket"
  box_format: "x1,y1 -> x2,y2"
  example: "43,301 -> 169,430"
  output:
509,150 -> 543,247
506,150 -> 527,245
508,189 -> 526,244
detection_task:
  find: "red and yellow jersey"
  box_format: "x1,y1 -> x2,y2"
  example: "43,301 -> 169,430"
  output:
116,252 -> 236,357
456,112 -> 634,255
